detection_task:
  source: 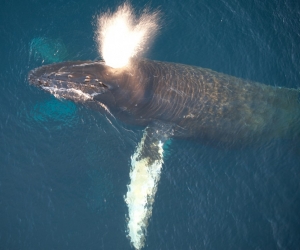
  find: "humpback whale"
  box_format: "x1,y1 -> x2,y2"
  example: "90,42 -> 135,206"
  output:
28,58 -> 300,249
28,58 -> 300,145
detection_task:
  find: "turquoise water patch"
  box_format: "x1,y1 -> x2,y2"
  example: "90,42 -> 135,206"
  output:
163,139 -> 172,160
30,98 -> 78,129
29,37 -> 68,63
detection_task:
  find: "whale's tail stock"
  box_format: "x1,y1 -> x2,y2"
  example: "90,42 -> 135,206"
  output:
250,85 -> 300,152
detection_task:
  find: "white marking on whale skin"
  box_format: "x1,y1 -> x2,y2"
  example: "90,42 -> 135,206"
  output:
72,61 -> 105,67
125,131 -> 164,250
97,102 -> 115,119
42,86 -> 101,102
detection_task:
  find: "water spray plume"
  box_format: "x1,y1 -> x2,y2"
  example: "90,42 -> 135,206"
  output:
96,2 -> 160,68
96,3 -> 162,249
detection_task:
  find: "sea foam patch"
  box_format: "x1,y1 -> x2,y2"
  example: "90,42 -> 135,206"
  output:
42,86 -> 93,102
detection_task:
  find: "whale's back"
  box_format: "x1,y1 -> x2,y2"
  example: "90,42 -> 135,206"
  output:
133,59 -> 300,146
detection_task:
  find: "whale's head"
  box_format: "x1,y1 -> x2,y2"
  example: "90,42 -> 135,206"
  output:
29,61 -> 126,102
28,60 -> 150,124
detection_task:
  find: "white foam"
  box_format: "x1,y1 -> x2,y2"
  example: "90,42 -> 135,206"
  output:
42,86 -> 92,102
96,2 -> 160,68
125,131 -> 164,250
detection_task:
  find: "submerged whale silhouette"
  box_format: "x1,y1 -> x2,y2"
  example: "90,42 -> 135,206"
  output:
28,58 -> 300,249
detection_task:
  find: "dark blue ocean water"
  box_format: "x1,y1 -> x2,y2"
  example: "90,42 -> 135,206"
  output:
1,0 -> 300,249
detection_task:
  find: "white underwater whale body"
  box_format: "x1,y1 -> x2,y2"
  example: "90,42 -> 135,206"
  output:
28,57 -> 300,249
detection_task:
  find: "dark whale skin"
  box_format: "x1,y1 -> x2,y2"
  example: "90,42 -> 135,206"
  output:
29,59 -> 300,147
105,59 -> 300,147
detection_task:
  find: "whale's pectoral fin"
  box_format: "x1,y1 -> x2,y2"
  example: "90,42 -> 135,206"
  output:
137,121 -> 173,163
125,121 -> 173,250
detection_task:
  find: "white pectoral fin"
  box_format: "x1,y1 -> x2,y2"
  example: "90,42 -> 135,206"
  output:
125,122 -> 173,250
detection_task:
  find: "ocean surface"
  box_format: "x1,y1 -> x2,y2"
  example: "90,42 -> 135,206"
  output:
1,0 -> 300,249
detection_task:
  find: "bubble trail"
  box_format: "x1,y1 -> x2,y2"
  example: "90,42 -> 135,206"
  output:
95,2 -> 160,68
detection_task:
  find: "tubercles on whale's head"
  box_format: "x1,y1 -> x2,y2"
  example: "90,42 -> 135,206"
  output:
28,60 -> 127,103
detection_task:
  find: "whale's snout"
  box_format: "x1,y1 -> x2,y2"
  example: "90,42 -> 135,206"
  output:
28,67 -> 50,87
28,60 -> 118,102
28,61 -> 91,86
28,66 -> 47,86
